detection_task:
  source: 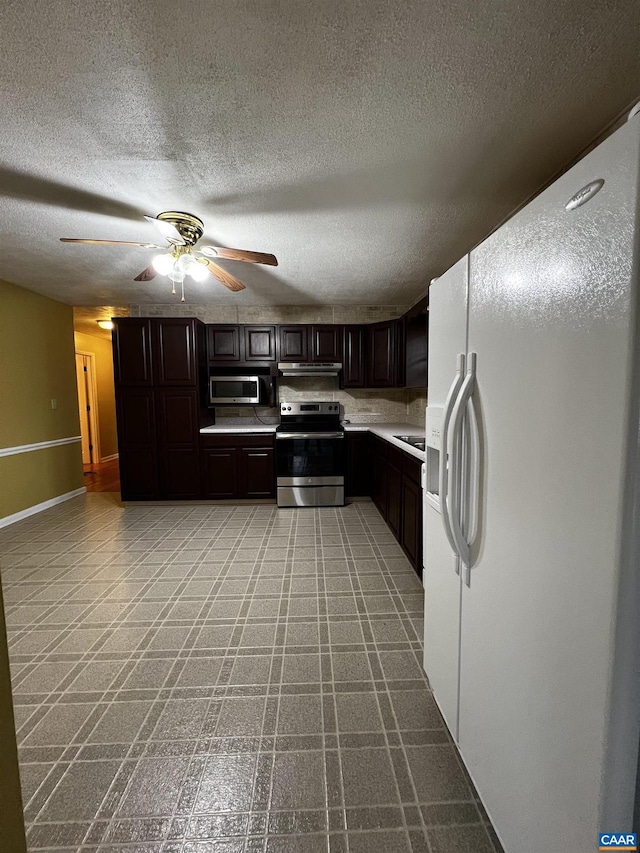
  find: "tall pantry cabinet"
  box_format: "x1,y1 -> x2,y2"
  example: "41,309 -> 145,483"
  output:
112,318 -> 204,500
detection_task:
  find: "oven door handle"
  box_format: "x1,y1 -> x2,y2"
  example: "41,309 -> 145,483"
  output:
275,431 -> 345,440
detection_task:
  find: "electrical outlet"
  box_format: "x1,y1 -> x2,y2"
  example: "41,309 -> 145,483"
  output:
50,398 -> 57,410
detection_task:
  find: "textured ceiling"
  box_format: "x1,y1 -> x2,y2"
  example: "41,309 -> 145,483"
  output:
0,0 -> 639,307
73,306 -> 130,340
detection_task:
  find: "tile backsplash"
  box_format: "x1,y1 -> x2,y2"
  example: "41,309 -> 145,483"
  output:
211,377 -> 427,427
129,303 -> 408,324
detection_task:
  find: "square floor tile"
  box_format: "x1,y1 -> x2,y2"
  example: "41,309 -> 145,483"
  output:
335,693 -> 383,733
341,748 -> 399,806
38,760 -> 122,820
216,697 -> 266,736
194,753 -> 257,812
117,757 -> 190,816
277,695 -> 323,735
270,751 -> 325,810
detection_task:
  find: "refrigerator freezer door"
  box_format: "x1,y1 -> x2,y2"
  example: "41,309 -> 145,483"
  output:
423,255 -> 469,740
459,118 -> 640,852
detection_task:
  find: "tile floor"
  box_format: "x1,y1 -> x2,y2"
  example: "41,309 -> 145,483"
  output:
0,494 -> 502,853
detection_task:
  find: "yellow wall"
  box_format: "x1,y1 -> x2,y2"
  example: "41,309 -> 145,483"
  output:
0,279 -> 83,521
74,331 -> 118,460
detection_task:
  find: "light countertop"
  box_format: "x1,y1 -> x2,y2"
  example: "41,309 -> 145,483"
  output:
199,421 -> 425,460
344,423 -> 425,460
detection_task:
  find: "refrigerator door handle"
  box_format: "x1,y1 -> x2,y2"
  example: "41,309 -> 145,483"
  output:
465,375 -> 481,584
447,352 -> 477,568
439,353 -> 466,567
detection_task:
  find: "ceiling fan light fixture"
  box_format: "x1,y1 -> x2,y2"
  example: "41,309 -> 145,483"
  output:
152,253 -> 175,275
199,246 -> 217,257
188,261 -> 209,282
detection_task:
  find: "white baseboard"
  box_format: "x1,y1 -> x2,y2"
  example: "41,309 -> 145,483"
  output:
0,487 -> 87,530
100,453 -> 120,463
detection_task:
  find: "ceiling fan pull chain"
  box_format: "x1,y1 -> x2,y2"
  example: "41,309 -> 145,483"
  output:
181,279 -> 185,302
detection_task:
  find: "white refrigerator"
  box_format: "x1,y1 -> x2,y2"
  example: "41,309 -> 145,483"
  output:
423,114 -> 640,852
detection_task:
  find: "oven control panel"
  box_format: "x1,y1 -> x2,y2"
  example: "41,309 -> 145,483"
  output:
280,402 -> 340,415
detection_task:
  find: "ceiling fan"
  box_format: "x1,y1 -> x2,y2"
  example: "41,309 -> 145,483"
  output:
60,210 -> 278,299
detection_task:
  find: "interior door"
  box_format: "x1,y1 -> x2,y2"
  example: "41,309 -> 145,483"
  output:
75,353 -> 91,464
459,119 -> 640,852
422,255 -> 468,739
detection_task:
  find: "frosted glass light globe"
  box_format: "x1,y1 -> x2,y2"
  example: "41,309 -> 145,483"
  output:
152,253 -> 174,275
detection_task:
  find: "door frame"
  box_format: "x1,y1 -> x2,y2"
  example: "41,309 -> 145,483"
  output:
75,350 -> 101,465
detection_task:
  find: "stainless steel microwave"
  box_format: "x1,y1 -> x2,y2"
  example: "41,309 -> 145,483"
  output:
208,375 -> 262,405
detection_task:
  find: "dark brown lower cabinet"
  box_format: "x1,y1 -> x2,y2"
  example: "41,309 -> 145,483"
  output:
203,448 -> 239,499
117,387 -> 200,500
201,435 -> 275,499
162,449 -> 201,500
346,432 -> 371,496
239,445 -> 275,498
371,436 -> 388,516
386,448 -> 402,539
401,469 -> 423,574
350,431 -> 423,576
116,388 -> 159,500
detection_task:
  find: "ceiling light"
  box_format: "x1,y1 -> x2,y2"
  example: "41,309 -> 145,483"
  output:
152,253 -> 174,275
189,260 -> 209,282
97,320 -> 114,330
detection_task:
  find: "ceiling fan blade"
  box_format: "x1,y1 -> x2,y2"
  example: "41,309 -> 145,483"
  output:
203,259 -> 246,292
200,246 -> 278,266
133,266 -> 158,282
144,215 -> 185,245
60,238 -> 159,247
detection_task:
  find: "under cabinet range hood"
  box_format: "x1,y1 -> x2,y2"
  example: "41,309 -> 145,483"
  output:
277,362 -> 342,377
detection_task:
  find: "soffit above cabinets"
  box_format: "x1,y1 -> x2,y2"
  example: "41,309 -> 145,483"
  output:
1,0 -> 639,307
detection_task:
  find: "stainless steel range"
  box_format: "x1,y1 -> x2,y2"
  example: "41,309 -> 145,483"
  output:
276,401 -> 345,507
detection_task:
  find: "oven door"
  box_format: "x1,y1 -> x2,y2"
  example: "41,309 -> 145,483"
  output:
275,432 -> 345,506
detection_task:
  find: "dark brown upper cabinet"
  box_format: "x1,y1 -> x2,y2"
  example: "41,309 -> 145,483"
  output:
154,318 -> 198,386
243,325 -> 276,362
310,325 -> 342,363
113,318 -> 153,386
341,325 -> 367,388
405,311 -> 428,389
279,325 -> 308,361
367,320 -> 396,387
207,325 -> 241,362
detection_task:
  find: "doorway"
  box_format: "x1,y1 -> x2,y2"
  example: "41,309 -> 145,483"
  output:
75,351 -> 100,465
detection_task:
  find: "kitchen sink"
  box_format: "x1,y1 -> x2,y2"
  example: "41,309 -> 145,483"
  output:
394,434 -> 426,451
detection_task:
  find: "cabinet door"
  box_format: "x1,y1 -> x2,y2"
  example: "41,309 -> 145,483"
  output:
279,325 -> 308,361
342,326 -> 367,388
310,325 -> 342,362
239,445 -> 275,498
153,318 -> 198,386
394,317 -> 406,388
386,449 -> 402,536
156,389 -> 199,445
113,319 -> 153,386
346,432 -> 370,496
156,389 -> 201,499
401,473 -> 422,575
243,325 -> 276,362
371,437 -> 388,516
207,325 -> 241,361
203,448 -> 239,498
368,321 -> 396,387
405,311 -> 428,389
116,387 -> 159,499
